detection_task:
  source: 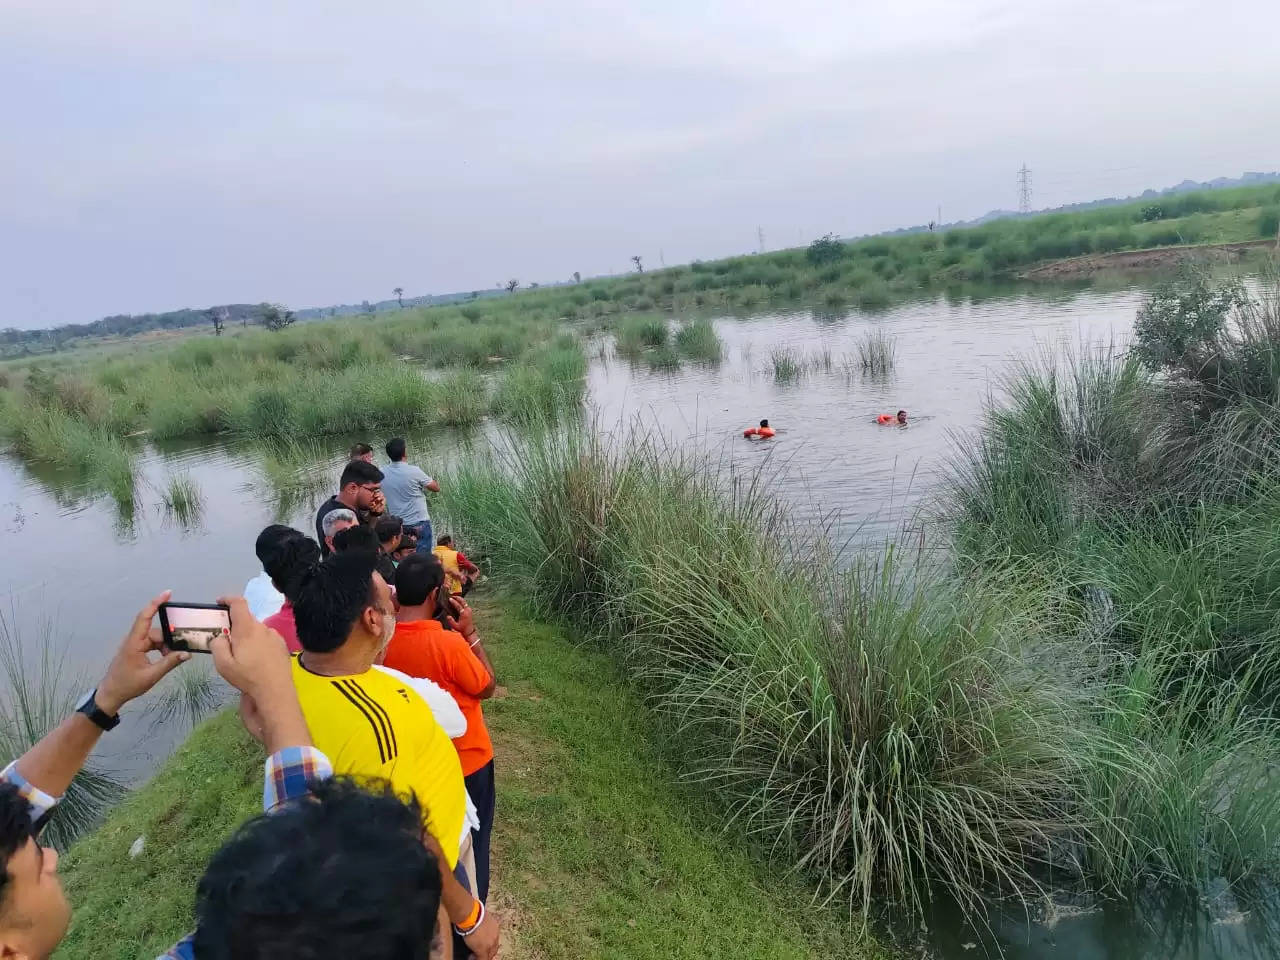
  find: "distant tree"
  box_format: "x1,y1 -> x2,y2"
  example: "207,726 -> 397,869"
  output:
393,286 -> 404,308
806,233 -> 845,265
631,255 -> 644,273
529,282 -> 540,290
573,271 -> 581,284
362,300 -> 373,315
329,308 -> 337,317
259,303 -> 296,332
1141,205 -> 1165,222
506,279 -> 519,294
206,307 -> 225,337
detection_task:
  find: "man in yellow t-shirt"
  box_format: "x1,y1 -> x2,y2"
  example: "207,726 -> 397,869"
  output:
433,535 -> 480,596
290,550 -> 499,958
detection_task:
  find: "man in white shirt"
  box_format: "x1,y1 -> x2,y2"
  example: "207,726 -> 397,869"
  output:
381,437 -> 440,554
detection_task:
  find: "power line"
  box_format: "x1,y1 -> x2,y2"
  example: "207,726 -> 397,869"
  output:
1017,162 -> 1033,213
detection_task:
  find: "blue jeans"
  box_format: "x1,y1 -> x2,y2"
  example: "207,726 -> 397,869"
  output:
405,519 -> 433,553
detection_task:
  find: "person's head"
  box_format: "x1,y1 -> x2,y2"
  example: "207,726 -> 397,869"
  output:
896,410 -> 908,424
255,526 -> 321,599
333,525 -> 380,556
374,515 -> 403,554
0,786 -> 70,960
321,508 -> 358,554
392,536 -> 417,563
293,552 -> 394,659
337,460 -> 384,512
349,442 -> 374,463
436,534 -> 453,549
385,437 -> 407,463
191,777 -> 441,960
393,554 -> 445,616
759,419 -> 769,428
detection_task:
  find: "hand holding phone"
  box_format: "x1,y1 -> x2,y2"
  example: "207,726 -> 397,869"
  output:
158,602 -> 231,654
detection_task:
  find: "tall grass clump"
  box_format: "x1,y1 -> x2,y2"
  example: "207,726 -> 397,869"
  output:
673,318 -> 723,363
441,430 -> 1089,918
854,329 -> 897,374
944,265 -> 1280,901
0,611 -> 125,850
768,348 -> 803,382
145,660 -> 225,733
158,472 -> 204,526
437,371 -> 487,428
491,342 -> 587,426
614,316 -> 669,357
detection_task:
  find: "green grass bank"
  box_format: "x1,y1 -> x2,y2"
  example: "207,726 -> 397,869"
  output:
56,599 -> 883,960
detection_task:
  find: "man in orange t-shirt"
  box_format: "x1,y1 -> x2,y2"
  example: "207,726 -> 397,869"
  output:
384,554 -> 497,904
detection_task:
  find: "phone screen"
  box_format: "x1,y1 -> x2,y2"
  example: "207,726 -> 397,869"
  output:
158,602 -> 230,654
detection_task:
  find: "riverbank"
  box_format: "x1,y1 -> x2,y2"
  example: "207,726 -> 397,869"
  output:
56,597 -> 884,959
1021,237 -> 1277,280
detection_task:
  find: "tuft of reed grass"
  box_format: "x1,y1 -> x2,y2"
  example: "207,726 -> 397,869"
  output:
673,318 -> 723,363
145,659 -> 225,733
645,343 -> 682,372
159,472 -> 204,526
439,429 -> 1094,919
614,316 -> 670,357
768,348 -> 803,382
854,329 -> 897,374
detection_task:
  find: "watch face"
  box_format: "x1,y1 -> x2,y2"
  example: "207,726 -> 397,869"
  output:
76,690 -> 98,713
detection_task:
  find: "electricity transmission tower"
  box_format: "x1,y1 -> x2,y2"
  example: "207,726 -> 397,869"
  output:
1017,163 -> 1033,213
757,226 -> 766,254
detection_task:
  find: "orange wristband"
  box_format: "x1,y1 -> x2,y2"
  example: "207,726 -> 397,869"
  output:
459,899 -> 482,931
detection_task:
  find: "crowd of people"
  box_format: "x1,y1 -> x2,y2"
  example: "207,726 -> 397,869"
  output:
0,436 -> 502,959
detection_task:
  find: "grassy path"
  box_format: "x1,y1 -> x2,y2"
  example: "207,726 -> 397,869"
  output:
55,597 -> 884,959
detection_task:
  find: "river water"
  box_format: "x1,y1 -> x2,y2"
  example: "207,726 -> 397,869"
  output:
1,281 -> 1270,958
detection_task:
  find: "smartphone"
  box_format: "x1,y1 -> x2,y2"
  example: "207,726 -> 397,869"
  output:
158,602 -> 230,654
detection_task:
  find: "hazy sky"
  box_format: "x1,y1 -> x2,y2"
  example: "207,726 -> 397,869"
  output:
4,0 -> 1278,328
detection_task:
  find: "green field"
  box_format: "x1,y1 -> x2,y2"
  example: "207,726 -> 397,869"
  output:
56,599 -> 884,960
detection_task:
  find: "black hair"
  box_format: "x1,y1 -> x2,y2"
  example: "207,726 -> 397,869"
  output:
436,534 -> 452,547
191,777 -> 441,960
339,459 -> 384,490
393,535 -> 417,555
349,442 -> 374,459
293,552 -> 378,653
254,525 -> 297,567
0,786 -> 33,917
374,515 -> 403,545
385,437 -> 407,462
897,410 -> 907,417
256,527 -> 321,599
759,419 -> 769,428
333,524 -> 380,556
394,554 -> 443,608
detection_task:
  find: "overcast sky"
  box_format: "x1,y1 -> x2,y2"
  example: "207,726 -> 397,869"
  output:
4,0 -> 1278,329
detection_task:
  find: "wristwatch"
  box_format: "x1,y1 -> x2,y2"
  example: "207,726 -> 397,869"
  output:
76,689 -> 121,732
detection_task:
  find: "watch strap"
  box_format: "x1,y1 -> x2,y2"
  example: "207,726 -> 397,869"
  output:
77,689 -> 121,732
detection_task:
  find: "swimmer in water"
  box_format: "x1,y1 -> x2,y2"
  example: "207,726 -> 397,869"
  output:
743,418 -> 776,439
876,410 -> 908,425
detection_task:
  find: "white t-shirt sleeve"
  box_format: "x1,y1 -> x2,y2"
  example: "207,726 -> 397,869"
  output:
372,665 -> 467,738
413,465 -> 433,489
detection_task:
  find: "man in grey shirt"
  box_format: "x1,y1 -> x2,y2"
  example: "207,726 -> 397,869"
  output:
381,437 -> 440,553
